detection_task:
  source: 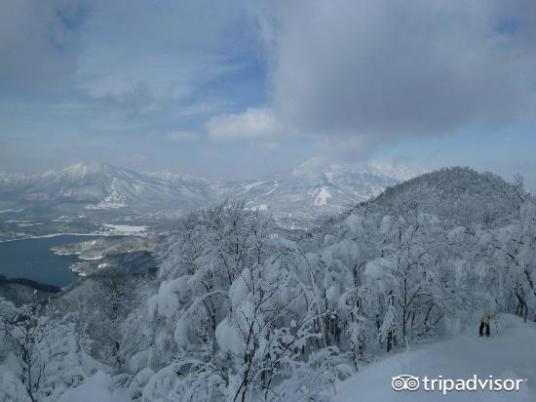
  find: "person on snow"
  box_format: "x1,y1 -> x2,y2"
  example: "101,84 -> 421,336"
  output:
479,313 -> 491,337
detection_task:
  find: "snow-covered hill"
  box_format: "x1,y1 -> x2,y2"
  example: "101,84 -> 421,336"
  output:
337,314 -> 536,402
371,167 -> 524,227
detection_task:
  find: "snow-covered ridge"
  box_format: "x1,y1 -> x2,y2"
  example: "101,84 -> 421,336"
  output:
0,161 -> 406,228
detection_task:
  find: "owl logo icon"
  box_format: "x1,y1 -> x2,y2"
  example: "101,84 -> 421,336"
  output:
391,374 -> 420,391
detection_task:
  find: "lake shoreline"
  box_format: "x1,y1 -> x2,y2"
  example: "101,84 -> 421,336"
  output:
0,231 -> 150,287
0,234 -> 103,287
0,228 -> 147,244
0,232 -> 106,244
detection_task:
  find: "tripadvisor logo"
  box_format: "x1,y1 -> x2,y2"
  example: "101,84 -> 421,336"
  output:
391,374 -> 527,395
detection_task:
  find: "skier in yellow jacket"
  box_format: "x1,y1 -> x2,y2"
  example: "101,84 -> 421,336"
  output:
479,314 -> 490,337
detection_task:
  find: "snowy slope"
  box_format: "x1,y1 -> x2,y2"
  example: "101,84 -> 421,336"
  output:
336,315 -> 536,402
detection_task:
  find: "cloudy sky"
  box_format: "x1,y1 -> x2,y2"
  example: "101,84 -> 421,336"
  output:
1,0 -> 536,187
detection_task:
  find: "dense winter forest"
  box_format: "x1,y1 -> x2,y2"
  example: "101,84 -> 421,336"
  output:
1,168 -> 535,401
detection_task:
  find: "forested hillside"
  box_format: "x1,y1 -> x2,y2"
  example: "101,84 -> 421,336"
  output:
1,168 -> 535,401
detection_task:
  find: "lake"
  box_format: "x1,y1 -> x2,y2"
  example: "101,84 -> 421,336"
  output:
0,235 -> 101,287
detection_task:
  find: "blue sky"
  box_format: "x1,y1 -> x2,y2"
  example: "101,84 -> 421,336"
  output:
1,0 -> 536,189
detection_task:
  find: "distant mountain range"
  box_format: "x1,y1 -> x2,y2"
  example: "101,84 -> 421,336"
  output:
0,163 -> 213,218
0,162 -> 414,235
221,162 -> 404,227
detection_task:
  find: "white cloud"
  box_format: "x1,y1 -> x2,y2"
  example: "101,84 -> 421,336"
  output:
73,0 -> 251,112
211,0 -> 536,152
206,108 -> 280,141
255,0 -> 536,140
